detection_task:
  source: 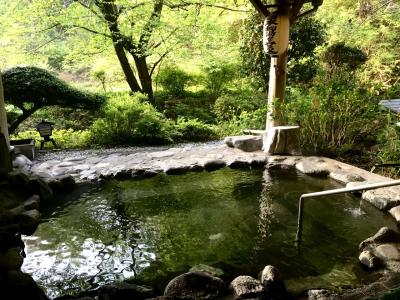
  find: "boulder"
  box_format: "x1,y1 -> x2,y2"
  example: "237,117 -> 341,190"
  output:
165,165 -> 190,175
189,264 -> 224,277
98,282 -> 155,300
261,265 -> 288,300
164,271 -> 227,299
27,177 -> 53,202
227,160 -> 250,169
23,195 -> 40,210
204,160 -> 226,172
225,135 -> 263,152
0,247 -> 24,270
229,275 -> 265,299
358,250 -> 382,269
3,270 -> 49,300
390,206 -> 400,223
295,160 -> 330,177
359,227 -> 400,250
47,175 -> 76,191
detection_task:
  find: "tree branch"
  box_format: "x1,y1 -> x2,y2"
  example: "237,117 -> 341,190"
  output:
65,24 -> 112,38
150,51 -> 170,76
74,0 -> 103,20
139,0 -> 164,50
166,1 -> 250,13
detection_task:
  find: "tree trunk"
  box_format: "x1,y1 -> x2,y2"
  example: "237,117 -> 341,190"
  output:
113,42 -> 142,93
96,0 -> 142,94
9,106 -> 39,134
134,55 -> 154,104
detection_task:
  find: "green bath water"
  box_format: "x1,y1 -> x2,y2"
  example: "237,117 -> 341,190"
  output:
22,168 -> 396,297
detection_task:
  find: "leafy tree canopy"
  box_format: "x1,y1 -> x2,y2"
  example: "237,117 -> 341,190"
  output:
2,66 -> 105,133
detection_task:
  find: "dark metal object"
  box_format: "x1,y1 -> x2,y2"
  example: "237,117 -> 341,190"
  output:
36,120 -> 57,150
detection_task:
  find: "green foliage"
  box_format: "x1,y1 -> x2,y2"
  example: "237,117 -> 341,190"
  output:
202,62 -> 237,97
12,129 -> 91,149
214,90 -> 265,121
239,13 -> 326,89
377,114 -> 400,168
174,118 -> 218,142
322,42 -> 367,71
217,107 -> 268,136
90,93 -> 173,146
3,66 -> 105,109
282,70 -> 381,156
157,65 -> 191,97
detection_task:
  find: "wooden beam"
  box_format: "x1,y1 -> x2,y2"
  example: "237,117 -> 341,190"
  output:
248,0 -> 269,17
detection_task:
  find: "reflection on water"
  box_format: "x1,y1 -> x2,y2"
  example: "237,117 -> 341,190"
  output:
22,168 -> 396,298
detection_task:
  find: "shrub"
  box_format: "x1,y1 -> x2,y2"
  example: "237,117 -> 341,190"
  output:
217,107 -> 268,136
12,129 -> 91,149
174,118 -> 218,142
157,65 -> 191,97
202,62 -> 237,97
214,91 -> 265,121
282,70 -> 381,156
90,93 -> 173,145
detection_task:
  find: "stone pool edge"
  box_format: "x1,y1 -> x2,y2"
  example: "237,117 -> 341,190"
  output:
7,143 -> 400,299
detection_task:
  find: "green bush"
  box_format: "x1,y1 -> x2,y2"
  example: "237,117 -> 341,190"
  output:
174,118 -> 218,142
157,65 -> 191,97
90,93 -> 173,145
217,107 -> 268,136
282,70 -> 381,156
214,91 -> 265,121
202,62 -> 237,97
12,129 -> 91,149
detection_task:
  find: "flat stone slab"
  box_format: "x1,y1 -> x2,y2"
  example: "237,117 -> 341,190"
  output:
28,142 -> 267,183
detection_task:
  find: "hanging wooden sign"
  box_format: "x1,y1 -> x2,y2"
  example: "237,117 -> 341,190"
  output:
263,12 -> 290,57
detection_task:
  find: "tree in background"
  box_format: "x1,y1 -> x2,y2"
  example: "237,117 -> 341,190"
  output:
239,13 -> 326,90
2,66 -> 105,133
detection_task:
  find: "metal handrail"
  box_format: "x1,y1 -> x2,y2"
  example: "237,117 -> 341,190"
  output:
296,179 -> 400,243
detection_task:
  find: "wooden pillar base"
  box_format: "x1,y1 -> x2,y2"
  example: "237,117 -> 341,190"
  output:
263,125 -> 301,155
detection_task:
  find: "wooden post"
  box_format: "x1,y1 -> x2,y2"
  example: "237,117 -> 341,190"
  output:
266,50 -> 288,130
0,72 -> 12,173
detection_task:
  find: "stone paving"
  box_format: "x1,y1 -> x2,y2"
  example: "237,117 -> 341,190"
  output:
28,142 -> 266,183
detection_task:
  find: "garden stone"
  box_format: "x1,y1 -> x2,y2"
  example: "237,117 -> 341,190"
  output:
27,177 -> 53,202
47,174 -> 76,191
204,159 -> 226,172
7,170 -> 30,187
261,265 -> 287,300
165,165 -> 190,175
375,244 -> 400,261
295,159 -> 330,177
164,271 -> 227,299
229,275 -> 265,299
362,186 -> 400,211
0,247 -> 23,270
14,209 -> 41,235
3,270 -> 49,300
0,226 -> 23,251
23,195 -> 40,210
358,250 -> 382,269
97,282 -> 155,300
250,158 -> 266,169
329,170 -> 365,184
190,164 -> 204,172
389,206 -> 400,223
227,135 -> 263,152
12,154 -> 32,168
359,227 -> 400,250
114,169 -> 133,180
228,159 -> 250,169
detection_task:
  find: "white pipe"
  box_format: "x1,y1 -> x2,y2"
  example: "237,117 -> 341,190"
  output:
296,179 -> 400,243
